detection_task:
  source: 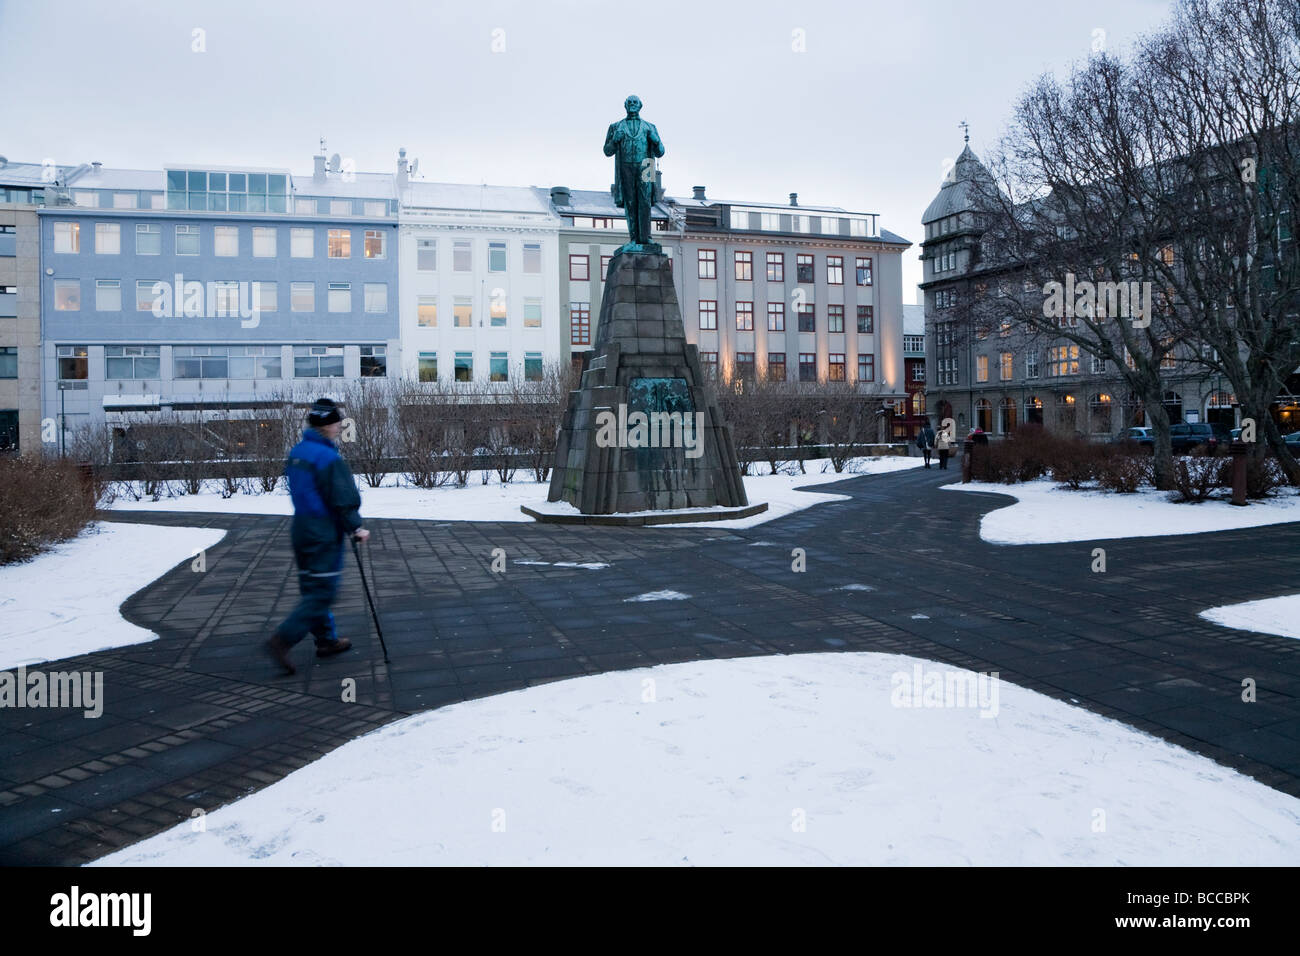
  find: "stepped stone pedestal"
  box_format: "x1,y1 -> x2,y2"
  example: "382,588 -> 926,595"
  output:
544,251 -> 755,517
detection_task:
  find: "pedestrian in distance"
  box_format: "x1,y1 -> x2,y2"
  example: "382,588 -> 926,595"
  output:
916,419 -> 937,468
935,423 -> 955,469
266,397 -> 370,675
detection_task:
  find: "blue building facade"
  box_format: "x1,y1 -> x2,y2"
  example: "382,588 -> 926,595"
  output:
38,160 -> 399,443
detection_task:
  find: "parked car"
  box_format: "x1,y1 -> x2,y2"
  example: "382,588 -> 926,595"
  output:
1285,431 -> 1300,448
1169,421 -> 1232,453
1116,426 -> 1154,448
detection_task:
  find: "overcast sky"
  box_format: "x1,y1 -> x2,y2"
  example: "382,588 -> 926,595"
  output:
0,0 -> 1175,301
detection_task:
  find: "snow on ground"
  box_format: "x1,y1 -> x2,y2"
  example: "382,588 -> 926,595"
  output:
1200,594 -> 1300,641
624,590 -> 690,602
107,456 -> 924,528
945,479 -> 1300,545
94,652 -> 1299,866
0,522 -> 226,670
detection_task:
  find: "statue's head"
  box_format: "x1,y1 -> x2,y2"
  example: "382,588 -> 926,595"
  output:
624,95 -> 642,116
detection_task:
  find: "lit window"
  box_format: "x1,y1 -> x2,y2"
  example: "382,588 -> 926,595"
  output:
976,355 -> 989,382
54,280 -> 80,311
829,353 -> 846,381
364,230 -> 385,259
454,296 -> 473,327
328,229 -> 350,258
418,296 -> 437,327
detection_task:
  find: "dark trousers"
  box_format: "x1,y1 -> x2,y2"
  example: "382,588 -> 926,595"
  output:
922,447 -> 933,466
617,162 -> 655,247
277,538 -> 344,647
938,449 -> 950,469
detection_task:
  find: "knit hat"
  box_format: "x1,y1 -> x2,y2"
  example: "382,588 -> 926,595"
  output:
307,397 -> 343,427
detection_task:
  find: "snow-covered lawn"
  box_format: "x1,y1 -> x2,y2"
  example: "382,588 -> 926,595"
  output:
94,652 -> 1299,866
1200,595 -> 1300,641
107,457 -> 923,528
0,522 -> 226,670
945,479 -> 1300,545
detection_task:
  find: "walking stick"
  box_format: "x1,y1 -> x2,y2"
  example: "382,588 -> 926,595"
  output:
352,536 -> 389,662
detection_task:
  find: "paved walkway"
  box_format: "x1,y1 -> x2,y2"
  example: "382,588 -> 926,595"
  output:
3,465 -> 1299,863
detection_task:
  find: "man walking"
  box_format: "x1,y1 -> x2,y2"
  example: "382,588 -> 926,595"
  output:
266,397 -> 369,675
916,419 -> 937,468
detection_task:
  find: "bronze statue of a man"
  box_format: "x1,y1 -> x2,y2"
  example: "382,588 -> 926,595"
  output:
604,94 -> 665,253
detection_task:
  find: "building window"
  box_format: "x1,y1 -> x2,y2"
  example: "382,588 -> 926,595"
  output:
0,346 -> 17,379
766,252 -> 784,282
364,283 -> 387,313
488,241 -> 507,272
417,238 -> 436,271
828,304 -> 844,333
799,353 -> 817,382
700,351 -> 719,376
827,256 -> 843,285
570,302 -> 591,345
767,352 -> 786,381
95,222 -> 120,255
214,225 -> 238,257
175,225 -> 199,255
54,222 -> 80,253
364,201 -> 387,218
735,351 -> 755,381
976,355 -> 989,382
858,353 -> 875,382
327,229 -> 350,258
489,351 -> 509,382
856,257 -> 873,285
360,345 -> 386,377
796,254 -> 814,283
699,300 -> 718,330
454,296 -> 473,328
57,345 -> 88,381
1000,352 -> 1013,381
291,282 -> 314,312
1026,352 -> 1039,378
295,198 -> 317,215
911,363 -> 925,382
798,305 -> 815,333
293,345 -> 345,378
135,224 -> 160,255
735,251 -> 753,281
91,278 -> 121,312
252,281 -> 276,312
112,193 -> 136,209
54,279 -> 80,311
829,353 -> 846,381
364,230 -> 386,259
1091,354 -> 1108,374
105,345 -> 160,380
600,254 -> 612,278
523,242 -> 541,274
1090,393 -> 1113,433
490,293 -> 507,327
524,298 -> 542,328
455,351 -> 473,382
977,399 -> 994,432
569,254 -> 589,281
735,301 -> 754,331
0,285 -> 15,317
524,351 -> 543,382
454,240 -> 472,272
330,199 -> 353,216
767,302 -> 785,331
999,320 -> 1012,338
135,280 -> 158,312
291,227 -> 314,258
249,226 -> 275,258
698,249 -> 717,279
418,352 -> 438,382
1048,345 -> 1080,376
327,282 -> 351,313
418,295 -> 437,327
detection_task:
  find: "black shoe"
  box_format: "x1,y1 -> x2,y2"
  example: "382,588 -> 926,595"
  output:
265,634 -> 296,675
316,637 -> 353,658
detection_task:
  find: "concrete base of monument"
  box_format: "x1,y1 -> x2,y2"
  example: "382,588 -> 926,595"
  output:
521,499 -> 769,527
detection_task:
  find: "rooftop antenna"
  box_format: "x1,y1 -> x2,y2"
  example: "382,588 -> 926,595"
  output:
319,136 -> 327,154
958,119 -> 970,144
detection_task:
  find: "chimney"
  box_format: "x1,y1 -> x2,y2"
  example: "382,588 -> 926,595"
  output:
91,161 -> 102,175
550,186 -> 571,207
789,192 -> 798,207
313,153 -> 327,181
397,147 -> 408,190
692,185 -> 706,201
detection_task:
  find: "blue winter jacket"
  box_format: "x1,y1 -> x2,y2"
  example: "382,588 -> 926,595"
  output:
285,428 -> 363,547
